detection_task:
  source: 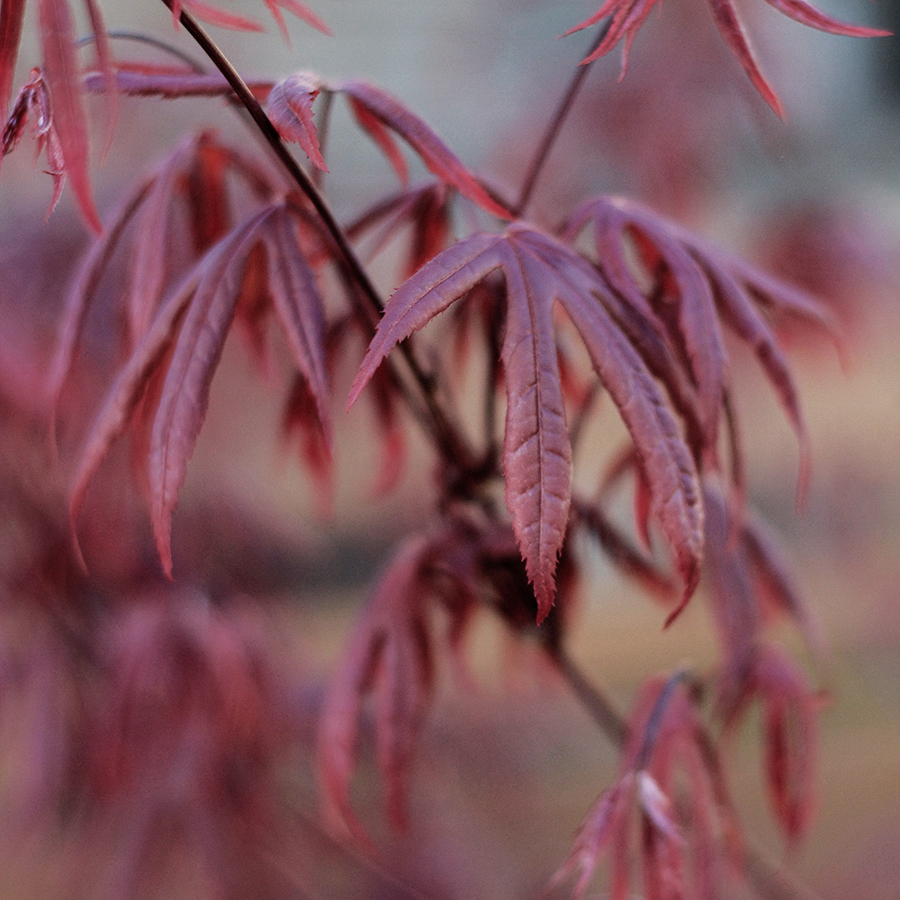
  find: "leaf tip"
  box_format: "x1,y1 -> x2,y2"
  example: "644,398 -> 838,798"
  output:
663,558 -> 701,629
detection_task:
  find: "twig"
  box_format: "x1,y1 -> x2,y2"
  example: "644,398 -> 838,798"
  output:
76,30 -> 207,72
513,21 -> 612,217
157,0 -> 477,474
548,643 -> 627,746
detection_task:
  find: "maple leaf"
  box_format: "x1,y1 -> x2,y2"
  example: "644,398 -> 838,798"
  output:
551,672 -> 739,900
566,195 -> 836,495
81,65 -> 504,220
717,642 -> 820,844
317,513 -> 566,840
350,223 -> 703,623
1,0 -> 325,227
317,534 -> 438,840
261,0 -> 331,38
5,3 -> 117,226
168,0 -> 329,35
701,481 -> 823,843
34,0 -> 101,229
701,479 -> 825,706
82,67 -> 276,102
346,181 -> 452,279
753,645 -> 820,843
565,0 -> 889,117
331,78 -> 510,219
320,315 -> 410,499
267,71 -> 328,171
68,200 -> 331,577
2,68 -> 66,214
84,592 -> 295,900
571,495 -> 679,604
47,132 -> 280,424
699,478 -> 823,843
0,0 -> 27,125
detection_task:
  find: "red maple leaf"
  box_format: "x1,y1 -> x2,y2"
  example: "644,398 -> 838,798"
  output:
349,223 -> 703,623
2,68 -> 67,215
67,200 -> 332,578
167,0 -> 328,34
565,195 -> 839,500
317,534 -> 439,841
701,481 -> 823,843
47,132 -> 279,422
0,0 -> 327,230
317,513 -> 572,841
82,66 -> 506,219
266,71 -> 328,172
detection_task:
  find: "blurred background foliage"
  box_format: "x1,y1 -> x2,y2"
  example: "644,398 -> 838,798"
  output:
0,1 -> 898,898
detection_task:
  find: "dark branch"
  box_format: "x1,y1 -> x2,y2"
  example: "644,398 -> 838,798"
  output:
158,0 -> 478,478
513,21 -> 612,217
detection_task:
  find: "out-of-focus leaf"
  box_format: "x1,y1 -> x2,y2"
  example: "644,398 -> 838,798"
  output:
38,0 -> 100,231
0,0 -> 27,123
565,0 -> 889,116
317,534 -> 436,840
262,0 -> 330,37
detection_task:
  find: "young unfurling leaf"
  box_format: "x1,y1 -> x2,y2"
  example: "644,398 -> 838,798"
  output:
350,224 -> 703,623
2,68 -> 66,214
267,72 -> 328,171
552,673 -> 738,900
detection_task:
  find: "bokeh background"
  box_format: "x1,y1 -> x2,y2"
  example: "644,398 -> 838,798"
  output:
1,0 -> 898,898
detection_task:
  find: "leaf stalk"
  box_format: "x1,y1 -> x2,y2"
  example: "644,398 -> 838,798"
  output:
513,20 -> 612,218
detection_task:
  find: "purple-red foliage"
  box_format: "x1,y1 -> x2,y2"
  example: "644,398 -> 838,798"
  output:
0,0 -> 879,896
318,512 -> 573,840
565,0 -> 888,117
551,673 -> 740,900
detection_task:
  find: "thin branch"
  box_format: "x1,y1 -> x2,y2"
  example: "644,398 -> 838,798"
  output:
76,30 -> 207,72
513,21 -> 612,217
158,0 -> 477,474
548,643 -> 627,746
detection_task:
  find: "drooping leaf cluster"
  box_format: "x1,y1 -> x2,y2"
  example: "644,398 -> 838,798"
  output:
551,672 -> 741,900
